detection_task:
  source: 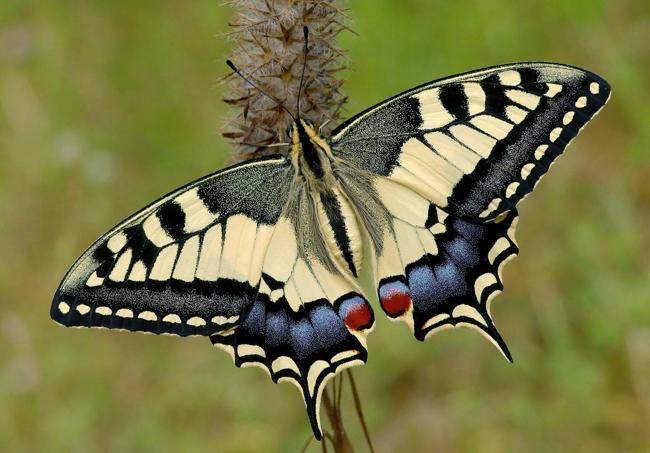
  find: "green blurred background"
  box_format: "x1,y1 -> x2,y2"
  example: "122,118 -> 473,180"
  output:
1,1 -> 649,451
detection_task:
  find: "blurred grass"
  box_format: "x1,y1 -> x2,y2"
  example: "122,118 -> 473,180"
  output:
1,0 -> 649,451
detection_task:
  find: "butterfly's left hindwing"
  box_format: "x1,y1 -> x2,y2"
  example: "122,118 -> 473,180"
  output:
211,180 -> 374,440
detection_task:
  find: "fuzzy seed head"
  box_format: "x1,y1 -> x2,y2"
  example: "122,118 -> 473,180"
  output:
223,0 -> 349,162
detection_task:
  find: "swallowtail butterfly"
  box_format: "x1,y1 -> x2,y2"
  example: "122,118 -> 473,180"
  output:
52,61 -> 610,439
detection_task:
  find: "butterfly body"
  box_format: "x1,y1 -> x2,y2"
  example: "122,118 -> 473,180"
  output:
51,62 -> 610,439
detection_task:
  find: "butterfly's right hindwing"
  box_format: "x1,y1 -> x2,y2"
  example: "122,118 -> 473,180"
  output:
51,156 -> 293,336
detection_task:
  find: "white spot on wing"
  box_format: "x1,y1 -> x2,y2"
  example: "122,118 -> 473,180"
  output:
143,214 -> 174,248
450,124 -> 497,158
422,313 -> 450,331
505,105 -> 528,124
534,144 -> 548,160
545,83 -> 563,97
413,88 -> 455,129
58,301 -> 70,314
507,216 -> 519,244
463,82 -> 485,115
474,273 -> 498,301
505,182 -> 519,198
211,315 -> 239,325
589,82 -> 599,94
270,289 -> 283,302
237,344 -> 266,358
76,304 -> 90,315
187,316 -> 206,327
575,96 -> 587,108
86,271 -> 104,287
163,314 -> 181,323
307,360 -> 330,396
128,260 -> 147,282
196,224 -> 222,281
452,304 -> 486,325
470,115 -> 514,140
175,188 -> 218,234
109,249 -> 132,282
549,127 -> 562,142
116,308 -> 134,318
271,356 -> 300,375
96,306 -> 112,316
138,311 -> 157,321
479,198 -> 501,219
107,232 -> 128,253
562,111 -> 575,125
521,163 -> 535,180
173,236 -> 199,282
488,237 -> 511,264
331,350 -> 359,363
150,244 -> 178,281
498,70 -> 521,86
505,89 -> 540,110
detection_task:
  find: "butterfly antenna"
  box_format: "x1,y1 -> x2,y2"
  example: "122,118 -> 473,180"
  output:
296,26 -> 309,118
226,60 -> 296,122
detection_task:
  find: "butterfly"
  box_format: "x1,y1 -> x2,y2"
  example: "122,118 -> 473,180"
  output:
51,61 -> 610,439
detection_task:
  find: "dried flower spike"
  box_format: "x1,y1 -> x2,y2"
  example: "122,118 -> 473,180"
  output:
223,0 -> 348,162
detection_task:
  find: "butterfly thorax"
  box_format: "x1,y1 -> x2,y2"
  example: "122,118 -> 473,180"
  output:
288,119 -> 364,277
290,119 -> 336,190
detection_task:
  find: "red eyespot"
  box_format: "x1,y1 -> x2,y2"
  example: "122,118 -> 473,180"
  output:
344,303 -> 372,330
379,282 -> 411,317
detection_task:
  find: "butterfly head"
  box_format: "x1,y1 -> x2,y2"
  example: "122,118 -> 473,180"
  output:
289,118 -> 335,182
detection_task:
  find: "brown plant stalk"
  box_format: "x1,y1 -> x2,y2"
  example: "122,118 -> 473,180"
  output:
223,0 -> 349,162
223,1 -> 374,451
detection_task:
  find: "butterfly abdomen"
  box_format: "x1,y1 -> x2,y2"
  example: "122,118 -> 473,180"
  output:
315,187 -> 363,278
